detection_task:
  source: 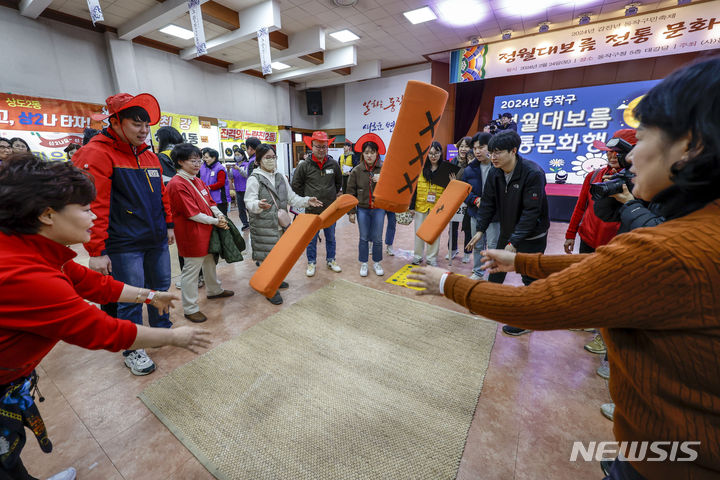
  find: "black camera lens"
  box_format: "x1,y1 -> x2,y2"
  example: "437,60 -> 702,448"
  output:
590,178 -> 626,200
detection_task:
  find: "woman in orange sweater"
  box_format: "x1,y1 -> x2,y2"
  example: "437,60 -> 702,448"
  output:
409,58 -> 720,480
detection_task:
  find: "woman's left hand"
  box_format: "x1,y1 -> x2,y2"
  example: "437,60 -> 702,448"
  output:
611,183 -> 634,204
217,216 -> 229,230
258,199 -> 272,210
406,266 -> 447,296
151,291 -> 180,314
308,197 -> 323,207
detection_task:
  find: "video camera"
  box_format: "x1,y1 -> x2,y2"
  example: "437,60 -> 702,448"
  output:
589,137 -> 635,200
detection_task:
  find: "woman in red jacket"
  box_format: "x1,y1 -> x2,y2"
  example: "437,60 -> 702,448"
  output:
0,154 -> 210,480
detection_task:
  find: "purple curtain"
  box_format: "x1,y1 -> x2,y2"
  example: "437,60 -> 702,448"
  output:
453,80 -> 485,142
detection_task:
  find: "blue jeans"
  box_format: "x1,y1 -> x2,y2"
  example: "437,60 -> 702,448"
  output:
357,208 -> 384,263
603,457 -> 647,480
471,219 -> 501,277
108,244 -> 172,329
306,223 -> 336,264
384,211 -> 396,246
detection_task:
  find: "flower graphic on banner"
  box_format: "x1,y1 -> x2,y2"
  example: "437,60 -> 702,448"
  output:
548,158 -> 565,172
571,152 -> 607,176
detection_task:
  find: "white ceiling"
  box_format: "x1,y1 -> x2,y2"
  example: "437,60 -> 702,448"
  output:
44,0 -> 695,83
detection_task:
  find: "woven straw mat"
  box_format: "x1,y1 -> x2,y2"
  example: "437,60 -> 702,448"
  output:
139,279 -> 497,480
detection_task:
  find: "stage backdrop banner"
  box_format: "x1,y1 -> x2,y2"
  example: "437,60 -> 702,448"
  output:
492,79 -> 660,184
451,0 -> 720,82
219,120 -> 278,159
0,92 -> 105,160
345,68 -> 432,149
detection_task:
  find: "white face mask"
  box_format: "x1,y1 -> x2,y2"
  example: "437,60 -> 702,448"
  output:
261,156 -> 277,171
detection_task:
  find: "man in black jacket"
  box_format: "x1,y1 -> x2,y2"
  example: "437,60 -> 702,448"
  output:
467,130 -> 550,336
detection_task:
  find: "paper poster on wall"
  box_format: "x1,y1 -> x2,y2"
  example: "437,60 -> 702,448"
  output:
151,112 -> 202,148
492,79 -> 660,184
344,69 -> 432,150
218,120 -> 278,159
450,0 -> 720,82
0,92 -> 105,160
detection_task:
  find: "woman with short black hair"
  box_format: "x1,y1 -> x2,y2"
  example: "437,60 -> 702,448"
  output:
0,154 -> 209,480
166,144 -> 234,323
9,137 -> 30,154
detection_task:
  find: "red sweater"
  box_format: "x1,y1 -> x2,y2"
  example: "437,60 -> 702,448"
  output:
0,233 -> 138,384
445,200 -> 720,479
565,166 -> 620,248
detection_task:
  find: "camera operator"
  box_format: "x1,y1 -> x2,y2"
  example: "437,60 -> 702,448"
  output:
565,129 -> 637,255
496,112 -> 517,132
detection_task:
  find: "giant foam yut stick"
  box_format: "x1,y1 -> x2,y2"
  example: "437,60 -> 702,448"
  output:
249,214 -> 321,298
373,81 -> 449,213
318,194 -> 358,229
416,180 -> 472,244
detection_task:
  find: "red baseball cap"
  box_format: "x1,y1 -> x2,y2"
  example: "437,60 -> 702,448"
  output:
91,93 -> 161,125
303,131 -> 336,149
593,128 -> 637,151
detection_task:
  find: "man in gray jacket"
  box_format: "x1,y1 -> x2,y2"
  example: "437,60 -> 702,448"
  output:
291,131 -> 343,277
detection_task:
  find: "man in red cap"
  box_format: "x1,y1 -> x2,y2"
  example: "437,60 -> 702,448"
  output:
564,128 -> 638,256
291,131 -> 343,276
73,93 -> 174,376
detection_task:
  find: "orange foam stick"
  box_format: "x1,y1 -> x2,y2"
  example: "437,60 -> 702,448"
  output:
373,80 -> 449,213
318,194 -> 359,229
416,180 -> 472,244
249,214 -> 322,298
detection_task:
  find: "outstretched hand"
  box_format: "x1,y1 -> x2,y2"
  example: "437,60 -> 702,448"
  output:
171,326 -> 212,353
151,291 -> 180,315
406,266 -> 446,296
480,249 -> 516,274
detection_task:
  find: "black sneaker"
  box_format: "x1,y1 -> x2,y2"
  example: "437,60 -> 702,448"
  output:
241,225 -> 250,231
502,325 -> 532,336
600,458 -> 614,476
279,281 -> 289,289
267,291 -> 283,305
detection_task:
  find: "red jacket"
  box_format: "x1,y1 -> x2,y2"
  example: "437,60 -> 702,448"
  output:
166,175 -> 217,258
0,233 -> 138,384
73,129 -> 173,256
565,166 -> 620,249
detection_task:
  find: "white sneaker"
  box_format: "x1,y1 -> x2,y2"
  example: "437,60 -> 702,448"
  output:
327,260 -> 342,272
373,262 -> 384,276
462,253 -> 471,263
385,245 -> 394,256
124,349 -> 155,376
47,467 -> 77,480
306,263 -> 316,277
360,263 -> 368,277
175,280 -> 181,289
469,273 -> 482,280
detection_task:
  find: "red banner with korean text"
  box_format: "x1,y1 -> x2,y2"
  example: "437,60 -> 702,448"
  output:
0,93 -> 104,133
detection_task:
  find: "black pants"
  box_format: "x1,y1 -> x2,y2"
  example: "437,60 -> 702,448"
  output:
450,214 -> 472,252
235,191 -> 249,227
0,460 -> 38,480
489,234 -> 548,286
217,202 -> 228,216
580,239 -> 595,253
342,175 -> 349,194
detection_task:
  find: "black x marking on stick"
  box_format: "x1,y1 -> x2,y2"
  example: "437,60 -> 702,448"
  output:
435,204 -> 445,214
409,143 -> 429,165
397,172 -> 419,194
419,111 -> 441,137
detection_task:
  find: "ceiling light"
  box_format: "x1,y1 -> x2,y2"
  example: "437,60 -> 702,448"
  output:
436,0 -> 488,27
271,62 -> 291,70
578,13 -> 591,25
403,6 -> 437,25
330,29 -> 360,42
538,22 -> 550,33
625,3 -> 640,16
159,25 -> 194,40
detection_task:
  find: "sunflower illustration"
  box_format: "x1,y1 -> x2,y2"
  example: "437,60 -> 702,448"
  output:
571,152 -> 607,176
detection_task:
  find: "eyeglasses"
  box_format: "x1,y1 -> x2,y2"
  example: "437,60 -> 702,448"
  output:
262,156 -> 277,161
0,146 -> 11,150
428,152 -> 441,157
312,144 -> 328,150
186,158 -> 203,165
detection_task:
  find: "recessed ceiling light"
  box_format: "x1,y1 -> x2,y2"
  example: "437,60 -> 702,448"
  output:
271,62 -> 291,70
330,29 -> 360,42
159,25 -> 194,40
403,6 -> 437,25
436,0 -> 487,27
